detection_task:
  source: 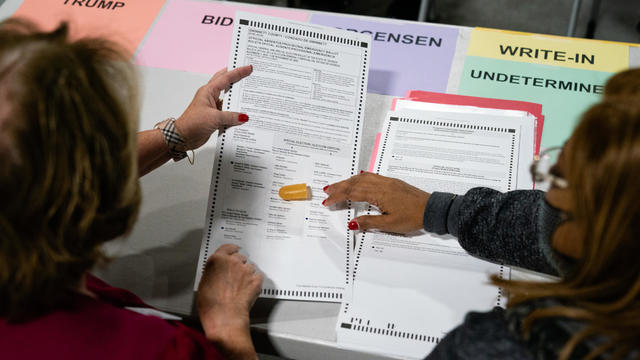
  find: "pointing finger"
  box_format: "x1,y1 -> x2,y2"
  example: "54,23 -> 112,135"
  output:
209,65 -> 253,93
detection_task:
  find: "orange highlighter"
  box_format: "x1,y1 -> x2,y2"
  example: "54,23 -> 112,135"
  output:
278,183 -> 310,200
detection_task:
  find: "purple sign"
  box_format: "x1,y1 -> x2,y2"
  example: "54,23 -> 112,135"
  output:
311,14 -> 458,96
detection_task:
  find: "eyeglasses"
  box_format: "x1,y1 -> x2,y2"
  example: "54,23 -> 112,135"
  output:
530,146 -> 569,189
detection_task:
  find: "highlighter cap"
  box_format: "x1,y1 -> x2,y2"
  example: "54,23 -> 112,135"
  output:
279,183 -> 309,200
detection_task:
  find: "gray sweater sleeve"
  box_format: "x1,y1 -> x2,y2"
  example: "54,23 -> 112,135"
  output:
425,308 -> 534,360
423,188 -> 557,275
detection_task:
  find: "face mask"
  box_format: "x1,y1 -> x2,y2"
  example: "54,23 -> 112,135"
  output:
537,197 -> 573,275
537,197 -> 565,247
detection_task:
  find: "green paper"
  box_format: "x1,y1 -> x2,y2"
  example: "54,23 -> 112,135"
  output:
458,56 -> 614,148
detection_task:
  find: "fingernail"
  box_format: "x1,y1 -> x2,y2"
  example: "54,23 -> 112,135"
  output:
323,185 -> 329,192
348,220 -> 359,230
322,199 -> 327,206
239,114 -> 249,122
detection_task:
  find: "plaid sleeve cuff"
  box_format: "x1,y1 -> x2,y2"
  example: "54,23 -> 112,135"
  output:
155,118 -> 188,162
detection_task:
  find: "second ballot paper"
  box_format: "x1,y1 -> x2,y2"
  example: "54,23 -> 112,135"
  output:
195,12 -> 371,301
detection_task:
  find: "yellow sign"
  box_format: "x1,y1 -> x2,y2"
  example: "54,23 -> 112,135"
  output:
467,28 -> 631,72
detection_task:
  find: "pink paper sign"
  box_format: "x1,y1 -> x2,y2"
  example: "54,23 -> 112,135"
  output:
135,0 -> 308,74
12,0 -> 166,57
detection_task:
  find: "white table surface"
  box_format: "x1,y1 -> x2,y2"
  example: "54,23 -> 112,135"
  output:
1,0 -> 639,358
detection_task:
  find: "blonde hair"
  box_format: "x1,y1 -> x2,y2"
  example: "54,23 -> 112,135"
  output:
494,98 -> 640,359
0,19 -> 141,321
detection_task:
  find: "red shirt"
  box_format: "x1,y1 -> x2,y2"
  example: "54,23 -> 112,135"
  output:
0,275 -> 223,360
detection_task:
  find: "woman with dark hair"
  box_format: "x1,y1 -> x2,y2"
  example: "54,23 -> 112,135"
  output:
604,68 -> 640,99
0,20 -> 261,359
324,90 -> 640,357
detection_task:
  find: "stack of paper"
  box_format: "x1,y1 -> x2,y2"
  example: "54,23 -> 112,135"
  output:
337,92 -> 541,358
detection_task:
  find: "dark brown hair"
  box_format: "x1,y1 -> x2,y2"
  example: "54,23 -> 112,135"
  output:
604,68 -> 640,99
494,98 -> 640,359
0,19 -> 141,322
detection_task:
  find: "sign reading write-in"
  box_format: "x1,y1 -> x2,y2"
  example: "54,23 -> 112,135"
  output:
310,13 -> 458,96
459,28 -> 631,149
12,0 -> 166,56
497,45 -> 595,65
135,0 -> 308,73
467,27 -> 628,72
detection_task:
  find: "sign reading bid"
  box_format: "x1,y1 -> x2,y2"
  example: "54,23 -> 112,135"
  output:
12,0 -> 166,56
135,0 -> 308,74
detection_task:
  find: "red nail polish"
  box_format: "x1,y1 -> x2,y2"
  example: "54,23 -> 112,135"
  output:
323,185 -> 329,192
348,220 -> 359,230
322,199 -> 327,206
239,114 -> 249,122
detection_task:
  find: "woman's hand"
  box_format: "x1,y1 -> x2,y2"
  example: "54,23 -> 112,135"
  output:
197,244 -> 263,360
323,172 -> 431,234
175,65 -> 253,151
137,66 -> 252,176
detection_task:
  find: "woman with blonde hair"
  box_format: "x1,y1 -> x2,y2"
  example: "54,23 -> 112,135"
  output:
324,90 -> 640,357
0,19 -> 261,359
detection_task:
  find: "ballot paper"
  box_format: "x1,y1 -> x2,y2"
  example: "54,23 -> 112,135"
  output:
393,100 -> 539,169
195,12 -> 370,301
398,90 -> 545,155
337,109 -> 535,358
